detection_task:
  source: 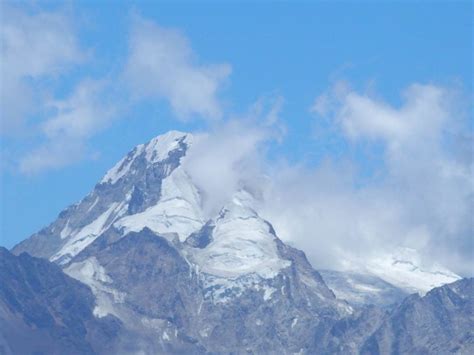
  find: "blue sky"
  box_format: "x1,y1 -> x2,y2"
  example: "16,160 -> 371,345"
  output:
0,1 -> 472,272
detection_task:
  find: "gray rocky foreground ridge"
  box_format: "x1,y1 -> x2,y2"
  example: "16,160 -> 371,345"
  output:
3,131 -> 473,354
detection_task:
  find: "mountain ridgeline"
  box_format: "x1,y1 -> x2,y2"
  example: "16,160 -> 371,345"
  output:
3,131 -> 473,354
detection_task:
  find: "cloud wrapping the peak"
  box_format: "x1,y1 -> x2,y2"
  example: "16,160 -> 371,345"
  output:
124,16 -> 231,121
177,83 -> 472,276
184,96 -> 285,217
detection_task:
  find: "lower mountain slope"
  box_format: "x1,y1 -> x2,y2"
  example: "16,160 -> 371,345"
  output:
2,243 -> 472,354
0,246 -> 211,354
319,278 -> 474,354
361,277 -> 474,354
63,226 -> 349,354
0,247 -> 120,355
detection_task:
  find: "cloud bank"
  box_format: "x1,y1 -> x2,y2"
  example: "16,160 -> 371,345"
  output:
184,96 -> 283,217
271,84 -> 472,275
185,83 -> 473,276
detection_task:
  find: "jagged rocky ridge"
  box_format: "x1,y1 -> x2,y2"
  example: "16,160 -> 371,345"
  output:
6,130 -> 472,354
0,247 -> 121,355
320,277 -> 474,354
2,247 -> 472,354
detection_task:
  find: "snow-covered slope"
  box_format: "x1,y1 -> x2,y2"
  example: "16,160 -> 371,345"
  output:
115,166 -> 204,241
362,248 -> 460,295
320,270 -> 408,307
188,190 -> 291,279
324,247 -> 461,306
13,131 -> 201,264
182,190 -> 293,303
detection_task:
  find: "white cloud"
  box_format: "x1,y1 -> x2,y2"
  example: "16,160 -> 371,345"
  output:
0,4 -> 84,134
124,15 -> 231,121
184,97 -> 283,217
3,10 -> 233,174
185,122 -> 266,218
186,83 -> 472,276
260,83 -> 472,275
18,138 -> 86,174
19,79 -> 115,173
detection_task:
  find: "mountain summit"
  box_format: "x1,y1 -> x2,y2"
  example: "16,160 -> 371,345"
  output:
14,131 -> 198,264
11,131 -> 350,352
13,131 -> 322,298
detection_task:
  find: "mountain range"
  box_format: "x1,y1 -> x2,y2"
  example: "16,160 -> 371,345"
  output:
2,131 -> 472,354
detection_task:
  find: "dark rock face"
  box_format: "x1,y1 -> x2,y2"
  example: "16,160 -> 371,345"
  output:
0,247 -> 121,355
185,222 -> 214,249
361,278 -> 474,354
317,278 -> 474,354
3,239 -> 472,354
81,228 -> 197,324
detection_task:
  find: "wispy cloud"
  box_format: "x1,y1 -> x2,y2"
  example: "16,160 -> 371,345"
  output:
124,15 -> 231,121
19,79 -> 115,173
0,4 -> 84,134
2,7 -> 233,174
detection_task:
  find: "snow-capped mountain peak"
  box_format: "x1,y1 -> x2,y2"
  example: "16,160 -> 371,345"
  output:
186,189 -> 291,280
14,130 -> 293,286
14,131 -> 196,264
363,247 -> 461,295
12,130 -> 461,306
101,130 -> 191,185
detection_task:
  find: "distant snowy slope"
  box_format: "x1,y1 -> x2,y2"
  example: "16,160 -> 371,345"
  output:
322,247 -> 461,307
320,270 -> 408,307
